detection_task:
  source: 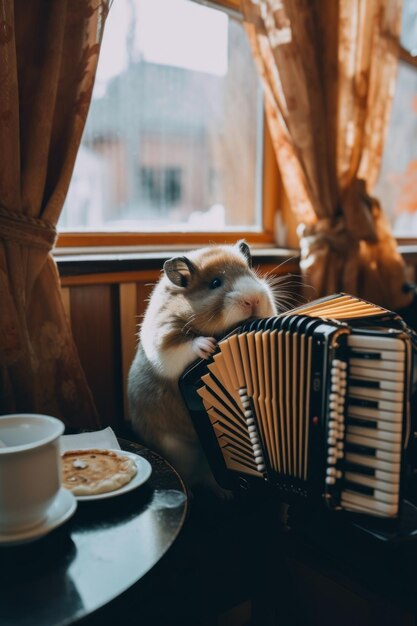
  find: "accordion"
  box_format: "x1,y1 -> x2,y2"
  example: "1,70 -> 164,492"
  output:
180,294 -> 417,519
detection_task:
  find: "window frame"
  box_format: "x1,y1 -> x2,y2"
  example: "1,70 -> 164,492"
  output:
56,0 -> 283,250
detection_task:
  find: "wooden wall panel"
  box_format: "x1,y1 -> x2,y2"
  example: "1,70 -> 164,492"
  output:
69,284 -> 123,428
136,281 -> 157,325
119,283 -> 138,420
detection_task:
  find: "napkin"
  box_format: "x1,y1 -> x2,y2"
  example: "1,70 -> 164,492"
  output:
60,427 -> 120,453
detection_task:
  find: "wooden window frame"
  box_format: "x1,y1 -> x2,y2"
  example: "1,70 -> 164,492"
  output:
56,0 -> 283,250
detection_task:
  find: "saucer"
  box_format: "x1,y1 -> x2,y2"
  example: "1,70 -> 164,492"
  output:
0,488 -> 77,547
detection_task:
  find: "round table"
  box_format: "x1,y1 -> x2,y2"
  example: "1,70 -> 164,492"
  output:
0,440 -> 188,626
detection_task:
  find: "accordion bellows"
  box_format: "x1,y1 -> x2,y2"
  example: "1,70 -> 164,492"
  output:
179,294 -> 415,519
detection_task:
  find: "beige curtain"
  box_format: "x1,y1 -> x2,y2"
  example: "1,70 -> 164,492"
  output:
0,0 -> 109,426
242,0 -> 412,310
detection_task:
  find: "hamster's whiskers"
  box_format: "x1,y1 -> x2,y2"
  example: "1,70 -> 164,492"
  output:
264,272 -> 315,312
199,303 -> 225,333
181,301 -> 224,335
265,273 -> 302,287
254,257 -> 299,281
222,306 -> 235,330
273,290 -> 305,310
182,315 -> 198,334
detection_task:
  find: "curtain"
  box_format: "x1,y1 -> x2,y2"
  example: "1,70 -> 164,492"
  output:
0,0 -> 109,426
242,0 -> 412,311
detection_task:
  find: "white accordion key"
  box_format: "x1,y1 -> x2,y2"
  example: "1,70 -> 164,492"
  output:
346,415 -> 402,434
345,432 -> 401,453
341,491 -> 398,517
348,385 -> 403,403
344,452 -> 400,475
347,404 -> 402,423
346,425 -> 402,443
349,358 -> 405,372
344,472 -> 400,494
349,365 -> 404,383
347,335 -> 406,352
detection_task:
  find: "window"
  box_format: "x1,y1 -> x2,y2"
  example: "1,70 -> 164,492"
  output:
139,167 -> 182,209
58,0 -> 279,248
375,0 -> 417,239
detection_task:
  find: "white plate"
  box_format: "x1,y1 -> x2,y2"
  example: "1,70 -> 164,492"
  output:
71,450 -> 152,502
0,488 -> 77,547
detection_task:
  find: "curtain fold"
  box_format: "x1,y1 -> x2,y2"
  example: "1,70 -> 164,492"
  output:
242,0 -> 411,310
0,0 -> 109,426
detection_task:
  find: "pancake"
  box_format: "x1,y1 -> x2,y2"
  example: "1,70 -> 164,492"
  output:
61,449 -> 137,496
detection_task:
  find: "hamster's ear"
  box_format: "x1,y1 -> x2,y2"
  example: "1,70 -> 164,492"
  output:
163,256 -> 196,288
237,239 -> 252,267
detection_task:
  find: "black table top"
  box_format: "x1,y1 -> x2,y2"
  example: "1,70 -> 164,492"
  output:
0,440 -> 188,626
4,435 -> 417,626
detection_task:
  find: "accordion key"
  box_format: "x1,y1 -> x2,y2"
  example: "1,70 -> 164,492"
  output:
179,294 -> 415,519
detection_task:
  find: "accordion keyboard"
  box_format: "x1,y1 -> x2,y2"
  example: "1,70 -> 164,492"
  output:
337,334 -> 406,517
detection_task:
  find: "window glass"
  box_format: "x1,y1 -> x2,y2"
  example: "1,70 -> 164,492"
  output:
375,0 -> 417,236
59,0 -> 264,233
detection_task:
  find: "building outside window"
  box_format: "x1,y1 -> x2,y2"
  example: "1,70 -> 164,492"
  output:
375,0 -> 417,238
59,0 -> 265,238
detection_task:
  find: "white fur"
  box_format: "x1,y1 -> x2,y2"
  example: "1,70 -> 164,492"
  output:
144,336 -> 217,380
193,336 -> 217,359
222,275 -> 277,328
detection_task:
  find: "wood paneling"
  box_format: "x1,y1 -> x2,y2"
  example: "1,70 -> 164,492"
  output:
69,284 -> 123,428
119,283 -> 138,419
136,280 -> 157,324
61,270 -> 161,287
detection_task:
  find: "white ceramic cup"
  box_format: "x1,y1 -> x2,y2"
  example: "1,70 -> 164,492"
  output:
0,414 -> 64,533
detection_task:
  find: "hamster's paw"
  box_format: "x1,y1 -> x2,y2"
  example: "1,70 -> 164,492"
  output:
192,336 -> 217,360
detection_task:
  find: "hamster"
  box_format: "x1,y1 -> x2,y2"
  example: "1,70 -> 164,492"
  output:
127,240 -> 278,492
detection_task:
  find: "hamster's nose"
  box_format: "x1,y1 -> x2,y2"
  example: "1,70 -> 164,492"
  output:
244,296 -> 260,312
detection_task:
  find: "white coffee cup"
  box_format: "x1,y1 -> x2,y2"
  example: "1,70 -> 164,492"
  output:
0,414 -> 64,533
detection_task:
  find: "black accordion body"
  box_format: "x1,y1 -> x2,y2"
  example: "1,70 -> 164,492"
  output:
180,294 -> 416,519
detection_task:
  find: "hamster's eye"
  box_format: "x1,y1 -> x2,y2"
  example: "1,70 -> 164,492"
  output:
209,277 -> 222,290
